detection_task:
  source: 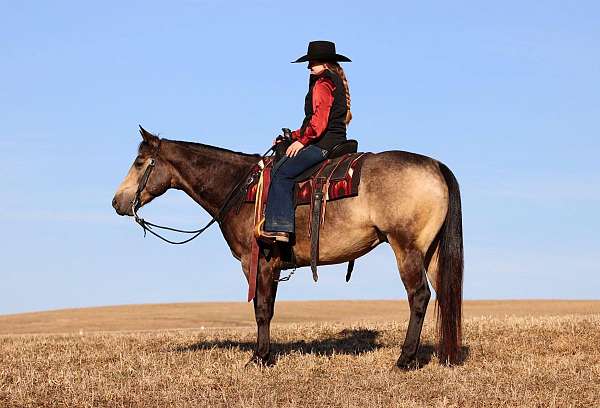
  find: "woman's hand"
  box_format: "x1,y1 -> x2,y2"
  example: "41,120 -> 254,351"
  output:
286,140 -> 305,157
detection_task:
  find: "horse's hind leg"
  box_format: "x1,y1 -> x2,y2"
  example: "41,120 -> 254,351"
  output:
249,257 -> 280,366
389,237 -> 431,369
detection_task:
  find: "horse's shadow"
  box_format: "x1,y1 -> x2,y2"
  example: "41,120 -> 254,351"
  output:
174,328 -> 381,357
172,328 -> 470,366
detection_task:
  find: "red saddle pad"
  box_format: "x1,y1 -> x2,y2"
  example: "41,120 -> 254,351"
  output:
244,152 -> 369,206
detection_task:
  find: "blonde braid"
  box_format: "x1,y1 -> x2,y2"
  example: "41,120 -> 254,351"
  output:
326,62 -> 352,125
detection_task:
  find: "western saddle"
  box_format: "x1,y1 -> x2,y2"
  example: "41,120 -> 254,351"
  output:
243,138 -> 368,287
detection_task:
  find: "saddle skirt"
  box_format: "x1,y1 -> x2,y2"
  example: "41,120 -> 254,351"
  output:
244,152 -> 369,206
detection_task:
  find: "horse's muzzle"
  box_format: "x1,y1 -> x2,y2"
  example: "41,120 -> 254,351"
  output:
112,193 -> 133,216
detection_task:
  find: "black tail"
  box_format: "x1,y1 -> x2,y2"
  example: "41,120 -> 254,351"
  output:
435,162 -> 464,365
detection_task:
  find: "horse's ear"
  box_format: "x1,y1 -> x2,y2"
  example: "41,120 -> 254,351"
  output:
138,125 -> 158,146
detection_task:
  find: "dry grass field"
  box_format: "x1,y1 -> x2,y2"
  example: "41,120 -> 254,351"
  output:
1,300 -> 599,407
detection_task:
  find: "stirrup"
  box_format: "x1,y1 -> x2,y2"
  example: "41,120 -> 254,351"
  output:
254,219 -> 290,243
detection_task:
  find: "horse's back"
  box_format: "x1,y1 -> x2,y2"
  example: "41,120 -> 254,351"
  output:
363,149 -> 440,172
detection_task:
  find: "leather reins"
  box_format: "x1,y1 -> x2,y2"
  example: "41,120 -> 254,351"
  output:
131,139 -> 277,245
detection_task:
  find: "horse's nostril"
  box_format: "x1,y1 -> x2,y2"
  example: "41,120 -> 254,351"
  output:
112,197 -> 118,209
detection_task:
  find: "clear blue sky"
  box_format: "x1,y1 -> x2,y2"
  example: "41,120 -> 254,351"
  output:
1,1 -> 599,314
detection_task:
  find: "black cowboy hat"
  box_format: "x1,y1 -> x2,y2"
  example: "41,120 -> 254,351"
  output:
292,40 -> 351,63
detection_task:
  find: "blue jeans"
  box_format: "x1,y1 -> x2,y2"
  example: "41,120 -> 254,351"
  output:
264,144 -> 328,233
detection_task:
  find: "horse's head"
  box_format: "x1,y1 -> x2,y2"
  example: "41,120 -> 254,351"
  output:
112,126 -> 172,216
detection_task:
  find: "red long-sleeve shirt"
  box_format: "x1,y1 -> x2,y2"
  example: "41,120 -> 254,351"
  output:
291,76 -> 335,146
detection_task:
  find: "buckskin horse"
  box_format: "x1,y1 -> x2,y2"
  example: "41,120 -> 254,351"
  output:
112,127 -> 464,369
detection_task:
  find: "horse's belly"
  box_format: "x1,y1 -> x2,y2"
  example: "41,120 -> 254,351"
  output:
292,196 -> 380,265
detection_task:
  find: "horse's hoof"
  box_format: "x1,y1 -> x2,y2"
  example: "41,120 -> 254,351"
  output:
394,355 -> 419,371
391,364 -> 408,373
245,354 -> 275,368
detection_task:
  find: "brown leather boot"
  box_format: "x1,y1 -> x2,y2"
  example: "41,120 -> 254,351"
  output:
257,230 -> 290,243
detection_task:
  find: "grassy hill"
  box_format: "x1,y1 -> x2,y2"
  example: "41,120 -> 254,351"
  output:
1,299 -> 599,335
1,300 -> 599,407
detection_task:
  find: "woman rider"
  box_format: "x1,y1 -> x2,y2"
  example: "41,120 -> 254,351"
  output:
258,40 -> 352,243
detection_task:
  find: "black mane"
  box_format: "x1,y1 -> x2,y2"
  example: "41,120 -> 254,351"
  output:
168,139 -> 260,158
136,132 -> 260,159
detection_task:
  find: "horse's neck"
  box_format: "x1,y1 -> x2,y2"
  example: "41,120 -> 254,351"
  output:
162,140 -> 257,217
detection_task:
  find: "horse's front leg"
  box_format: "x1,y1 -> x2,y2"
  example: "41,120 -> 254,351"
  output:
248,257 -> 280,366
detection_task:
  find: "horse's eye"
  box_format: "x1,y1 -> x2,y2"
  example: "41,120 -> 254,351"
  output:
134,159 -> 144,167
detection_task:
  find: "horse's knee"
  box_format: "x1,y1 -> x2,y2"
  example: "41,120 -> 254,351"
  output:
254,304 -> 272,325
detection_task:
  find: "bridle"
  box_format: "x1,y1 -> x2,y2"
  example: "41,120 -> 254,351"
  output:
130,138 -> 277,245
131,158 -> 155,221
131,140 -> 161,225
